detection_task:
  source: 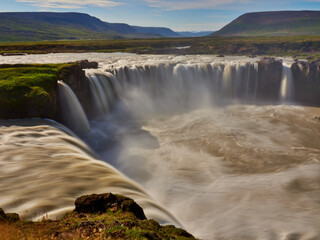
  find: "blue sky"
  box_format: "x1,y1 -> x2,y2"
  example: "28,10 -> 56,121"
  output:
1,0 -> 319,31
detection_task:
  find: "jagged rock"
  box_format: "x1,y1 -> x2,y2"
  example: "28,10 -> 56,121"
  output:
74,193 -> 146,220
257,57 -> 283,101
5,213 -> 20,222
291,60 -> 320,105
57,62 -> 94,122
78,60 -> 98,69
0,208 -> 20,222
0,208 -> 6,221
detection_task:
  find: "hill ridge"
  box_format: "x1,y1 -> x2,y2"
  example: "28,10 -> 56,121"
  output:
212,10 -> 320,36
0,12 -> 179,42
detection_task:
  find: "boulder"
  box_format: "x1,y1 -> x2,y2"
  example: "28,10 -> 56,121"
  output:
0,208 -> 20,222
0,208 -> 6,221
6,213 -> 20,222
78,60 -> 98,69
74,193 -> 146,220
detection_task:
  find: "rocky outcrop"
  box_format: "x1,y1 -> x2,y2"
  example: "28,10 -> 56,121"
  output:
0,208 -> 19,222
257,57 -> 283,101
291,60 -> 320,105
78,60 -> 98,69
57,60 -> 98,120
0,60 -> 97,121
74,193 -> 146,220
0,194 -> 196,239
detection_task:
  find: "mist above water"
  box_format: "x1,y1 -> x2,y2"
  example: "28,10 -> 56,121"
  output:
0,53 -> 319,239
82,56 -> 320,239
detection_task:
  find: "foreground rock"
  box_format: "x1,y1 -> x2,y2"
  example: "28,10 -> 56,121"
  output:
0,193 -> 196,240
74,193 -> 146,220
0,208 -> 19,222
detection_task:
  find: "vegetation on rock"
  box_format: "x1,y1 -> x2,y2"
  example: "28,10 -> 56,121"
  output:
0,61 -> 96,119
0,193 -> 195,240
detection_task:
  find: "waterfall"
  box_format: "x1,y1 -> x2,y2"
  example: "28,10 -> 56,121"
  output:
85,62 -> 263,116
57,80 -> 91,134
86,72 -> 124,116
280,63 -> 295,102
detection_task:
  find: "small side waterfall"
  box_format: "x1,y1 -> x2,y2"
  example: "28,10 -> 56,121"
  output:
86,72 -> 124,116
57,80 -> 91,134
280,63 -> 295,102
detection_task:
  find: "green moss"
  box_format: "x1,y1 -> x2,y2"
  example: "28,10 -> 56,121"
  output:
0,63 -> 78,119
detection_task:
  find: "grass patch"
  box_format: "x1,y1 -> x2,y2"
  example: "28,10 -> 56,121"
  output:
0,36 -> 319,57
0,211 -> 196,240
0,63 -> 74,119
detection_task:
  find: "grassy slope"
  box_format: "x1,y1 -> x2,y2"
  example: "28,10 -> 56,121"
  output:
0,12 -> 157,43
0,63 -> 74,118
0,211 -> 195,240
213,11 -> 320,37
0,36 -> 319,58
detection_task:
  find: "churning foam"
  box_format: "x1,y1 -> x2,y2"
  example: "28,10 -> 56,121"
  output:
1,53 -> 319,240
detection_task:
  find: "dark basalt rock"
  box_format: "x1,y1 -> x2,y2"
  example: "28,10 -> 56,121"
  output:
74,193 -> 146,220
257,57 -> 283,101
291,60 -> 320,105
5,213 -> 20,222
56,60 -> 96,122
0,208 -> 6,221
0,208 -> 20,222
78,60 -> 98,69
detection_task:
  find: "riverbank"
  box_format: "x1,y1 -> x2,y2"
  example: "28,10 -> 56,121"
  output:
0,36 -> 319,59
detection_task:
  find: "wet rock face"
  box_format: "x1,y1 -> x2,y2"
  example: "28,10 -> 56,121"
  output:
291,60 -> 320,105
74,193 -> 147,220
257,57 -> 283,101
56,60 -> 97,122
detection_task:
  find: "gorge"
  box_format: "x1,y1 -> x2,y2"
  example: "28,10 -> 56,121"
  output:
0,53 -> 320,239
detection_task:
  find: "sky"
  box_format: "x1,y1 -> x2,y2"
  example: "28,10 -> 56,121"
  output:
0,0 -> 319,31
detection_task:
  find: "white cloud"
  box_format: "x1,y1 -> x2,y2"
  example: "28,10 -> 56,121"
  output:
16,0 -> 123,9
144,0 -> 251,10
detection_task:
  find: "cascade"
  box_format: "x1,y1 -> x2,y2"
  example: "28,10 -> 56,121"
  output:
0,119 -> 181,225
280,63 -> 295,102
57,80 -> 91,134
86,62 -> 263,116
3,53 -> 320,240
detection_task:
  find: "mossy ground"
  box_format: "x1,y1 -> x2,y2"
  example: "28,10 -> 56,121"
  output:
0,63 -> 76,118
0,211 -> 195,240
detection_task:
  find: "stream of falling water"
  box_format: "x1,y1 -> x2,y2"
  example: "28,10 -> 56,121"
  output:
0,53 -> 319,239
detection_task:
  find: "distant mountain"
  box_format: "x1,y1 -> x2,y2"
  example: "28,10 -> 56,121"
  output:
212,11 -> 320,36
133,26 -> 180,37
0,12 -> 181,42
177,31 -> 214,37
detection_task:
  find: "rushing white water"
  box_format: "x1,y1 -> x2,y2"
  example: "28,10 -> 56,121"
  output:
82,57 -> 320,239
1,53 -> 319,239
0,119 -> 180,225
57,80 -> 91,134
86,61 -> 260,117
280,63 -> 295,102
